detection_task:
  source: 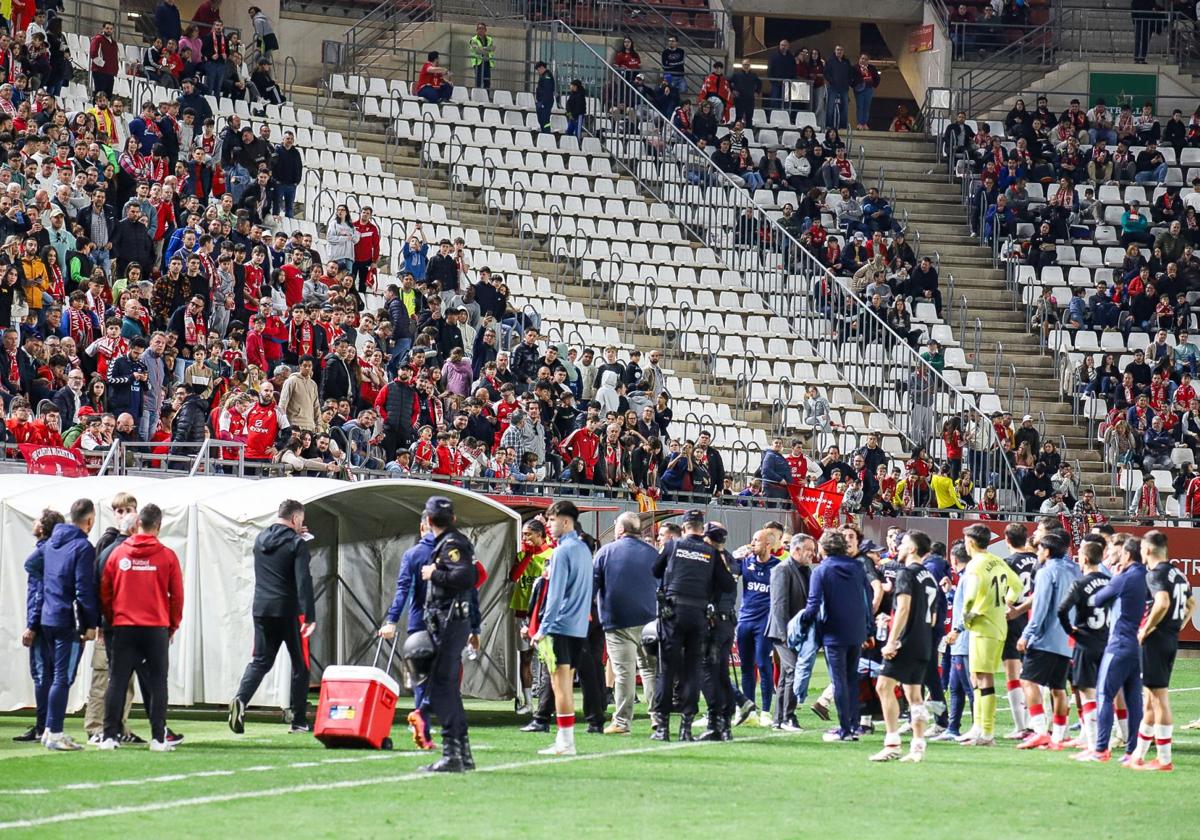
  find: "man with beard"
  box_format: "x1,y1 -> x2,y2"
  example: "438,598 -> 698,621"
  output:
243,380 -> 288,463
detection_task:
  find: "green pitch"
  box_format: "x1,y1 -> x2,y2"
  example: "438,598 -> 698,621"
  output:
3,661 -> 1200,839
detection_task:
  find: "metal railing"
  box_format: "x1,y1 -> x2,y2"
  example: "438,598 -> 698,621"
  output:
523,19 -> 1025,509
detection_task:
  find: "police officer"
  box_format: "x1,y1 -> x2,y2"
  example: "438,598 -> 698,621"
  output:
652,509 -> 735,741
698,521 -> 737,742
418,496 -> 478,773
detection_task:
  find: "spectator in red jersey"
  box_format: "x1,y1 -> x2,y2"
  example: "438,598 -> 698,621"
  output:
698,60 -> 732,123
243,380 -> 286,462
88,22 -> 118,96
415,51 -> 453,103
352,206 -> 380,295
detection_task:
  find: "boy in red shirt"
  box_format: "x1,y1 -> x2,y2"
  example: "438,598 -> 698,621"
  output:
352,207 -> 381,294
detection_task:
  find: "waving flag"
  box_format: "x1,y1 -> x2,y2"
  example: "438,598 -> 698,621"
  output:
787,478 -> 844,537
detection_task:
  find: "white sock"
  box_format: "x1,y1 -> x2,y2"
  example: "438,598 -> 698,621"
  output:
1028,703 -> 1047,736
910,736 -> 926,752
883,731 -> 902,749
1082,702 -> 1098,751
1006,681 -> 1027,730
1051,714 -> 1068,743
1132,722 -> 1154,761
1116,711 -> 1129,740
1154,723 -> 1173,764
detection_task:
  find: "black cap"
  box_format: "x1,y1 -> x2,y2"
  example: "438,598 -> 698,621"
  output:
423,496 -> 454,518
704,522 -> 728,543
682,508 -> 705,525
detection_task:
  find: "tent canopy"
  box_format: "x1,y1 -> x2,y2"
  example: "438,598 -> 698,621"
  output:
0,476 -> 521,712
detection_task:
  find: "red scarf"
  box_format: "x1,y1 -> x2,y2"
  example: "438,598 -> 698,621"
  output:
184,309 -> 206,346
289,319 -> 314,357
48,264 -> 64,299
7,351 -> 18,387
1138,483 -> 1160,516
68,308 -> 93,346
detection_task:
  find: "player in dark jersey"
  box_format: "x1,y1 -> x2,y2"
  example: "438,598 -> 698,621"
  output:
1130,531 -> 1196,771
1001,523 -> 1036,739
872,530 -> 938,763
1056,535 -> 1111,758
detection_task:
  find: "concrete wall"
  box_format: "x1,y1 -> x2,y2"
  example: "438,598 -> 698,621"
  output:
731,0 -> 922,23
892,5 -> 949,112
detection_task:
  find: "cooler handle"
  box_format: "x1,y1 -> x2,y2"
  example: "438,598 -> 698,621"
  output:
373,632 -> 401,672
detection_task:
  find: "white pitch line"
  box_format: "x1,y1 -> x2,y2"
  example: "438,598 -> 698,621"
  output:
0,733 -> 787,830
0,752 -> 407,796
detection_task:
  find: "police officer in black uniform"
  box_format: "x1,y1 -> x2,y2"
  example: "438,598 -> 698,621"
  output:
652,509 -> 735,742
698,521 -> 737,742
418,496 -> 478,773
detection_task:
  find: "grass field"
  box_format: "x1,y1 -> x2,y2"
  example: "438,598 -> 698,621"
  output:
4,661 -> 1200,839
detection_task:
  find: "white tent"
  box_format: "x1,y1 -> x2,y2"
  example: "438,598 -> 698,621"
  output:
0,476 -> 522,713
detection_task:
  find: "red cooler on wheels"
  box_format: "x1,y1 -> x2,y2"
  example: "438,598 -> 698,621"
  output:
315,638 -> 400,750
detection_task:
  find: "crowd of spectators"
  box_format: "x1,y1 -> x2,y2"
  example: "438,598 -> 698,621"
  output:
944,85 -> 1200,518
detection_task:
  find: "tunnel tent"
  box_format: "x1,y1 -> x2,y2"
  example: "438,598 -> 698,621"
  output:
0,474 -> 164,711
0,476 -> 522,713
191,476 -> 522,705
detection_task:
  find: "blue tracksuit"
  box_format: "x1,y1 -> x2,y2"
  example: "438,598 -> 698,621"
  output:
386,532 -> 436,632
1091,562 -> 1148,754
736,553 -> 779,710
800,554 -> 872,738
41,523 -> 97,735
947,581 -> 973,734
24,540 -> 57,735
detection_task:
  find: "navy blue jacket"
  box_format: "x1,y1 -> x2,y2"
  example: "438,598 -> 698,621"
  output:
41,523 -> 98,630
386,532 -> 435,631
800,554 -> 871,648
759,449 -> 792,489
24,540 -> 47,630
1091,561 -> 1148,656
593,535 -> 658,631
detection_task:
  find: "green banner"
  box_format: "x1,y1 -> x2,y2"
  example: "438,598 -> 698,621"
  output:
1088,72 -> 1158,111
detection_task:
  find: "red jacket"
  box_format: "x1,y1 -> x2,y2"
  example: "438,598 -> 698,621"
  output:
560,427 -> 600,478
101,533 -> 184,631
353,221 -> 380,262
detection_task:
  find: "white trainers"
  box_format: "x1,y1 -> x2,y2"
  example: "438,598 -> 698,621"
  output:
97,738 -> 120,751
955,727 -> 981,743
898,721 -> 913,735
45,733 -> 83,751
925,724 -> 945,738
869,745 -> 902,762
538,742 -> 576,756
961,735 -> 996,747
149,739 -> 176,752
757,711 -> 773,728
86,732 -> 103,745
900,746 -> 926,763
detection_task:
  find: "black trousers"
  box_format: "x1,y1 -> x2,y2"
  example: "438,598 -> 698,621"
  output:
655,604 -> 707,718
104,626 -> 169,742
532,624 -> 606,727
92,71 -> 115,96
352,260 -> 373,294
427,617 -> 470,740
701,616 -> 735,717
235,615 -> 309,725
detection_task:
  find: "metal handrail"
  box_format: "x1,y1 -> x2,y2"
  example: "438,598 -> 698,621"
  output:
530,19 -> 1026,509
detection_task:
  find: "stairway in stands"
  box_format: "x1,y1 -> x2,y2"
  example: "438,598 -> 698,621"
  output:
286,84 -> 782,451
853,130 -> 1119,511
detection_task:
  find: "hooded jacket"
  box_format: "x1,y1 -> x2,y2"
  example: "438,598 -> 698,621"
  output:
595,370 -> 620,414
251,523 -> 315,618
101,533 -> 184,630
24,540 -> 47,630
800,554 -> 870,648
384,531 -> 435,631
42,522 -> 99,630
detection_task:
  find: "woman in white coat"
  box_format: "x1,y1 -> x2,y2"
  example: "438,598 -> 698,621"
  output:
326,204 -> 360,271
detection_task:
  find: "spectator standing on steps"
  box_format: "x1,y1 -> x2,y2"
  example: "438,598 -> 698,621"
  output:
469,23 -> 495,90
823,45 -> 852,131
534,61 -> 555,134
766,39 -> 795,116
89,21 -> 118,97
661,36 -> 686,93
728,58 -> 760,129
246,6 -> 279,70
851,53 -> 880,131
